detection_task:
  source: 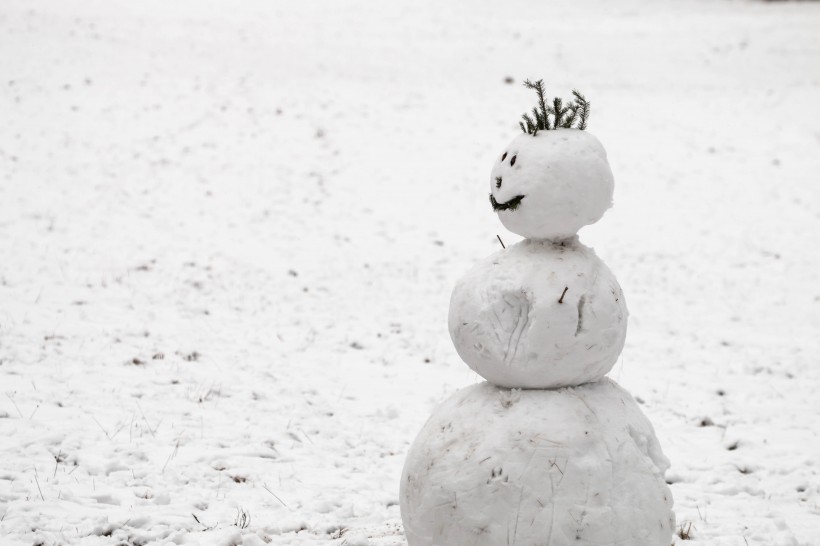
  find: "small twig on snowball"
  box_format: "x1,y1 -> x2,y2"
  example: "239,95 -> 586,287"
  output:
558,286 -> 569,304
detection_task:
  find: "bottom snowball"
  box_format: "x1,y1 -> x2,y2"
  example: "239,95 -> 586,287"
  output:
400,378 -> 674,546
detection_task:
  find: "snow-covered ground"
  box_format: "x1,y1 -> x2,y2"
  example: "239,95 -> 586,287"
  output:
1,0 -> 819,544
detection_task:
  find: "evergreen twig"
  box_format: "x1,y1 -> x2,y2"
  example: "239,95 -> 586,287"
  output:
522,79 -> 550,133
552,98 -> 564,129
518,81 -> 592,134
572,89 -> 590,130
521,113 -> 537,135
562,106 -> 579,128
532,107 -> 543,132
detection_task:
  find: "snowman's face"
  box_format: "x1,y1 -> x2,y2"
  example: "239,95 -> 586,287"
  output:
489,130 -> 615,240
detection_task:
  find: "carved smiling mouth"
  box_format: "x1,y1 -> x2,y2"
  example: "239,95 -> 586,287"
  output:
490,194 -> 525,212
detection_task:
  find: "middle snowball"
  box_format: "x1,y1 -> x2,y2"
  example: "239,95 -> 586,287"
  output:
449,238 -> 627,389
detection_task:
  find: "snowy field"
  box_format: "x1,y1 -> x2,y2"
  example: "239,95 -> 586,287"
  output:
2,0 -> 819,544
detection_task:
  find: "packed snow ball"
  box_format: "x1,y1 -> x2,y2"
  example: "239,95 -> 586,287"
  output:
490,129 -> 614,240
448,238 -> 627,389
400,379 -> 675,546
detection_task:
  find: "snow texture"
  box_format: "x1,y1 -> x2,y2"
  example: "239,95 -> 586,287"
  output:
449,238 -> 627,389
400,379 -> 674,546
490,130 -> 614,240
1,0 -> 819,544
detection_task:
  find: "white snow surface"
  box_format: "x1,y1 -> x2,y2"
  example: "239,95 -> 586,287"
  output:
491,130 -> 614,240
449,238 -> 627,388
1,0 -> 819,544
400,379 -> 674,546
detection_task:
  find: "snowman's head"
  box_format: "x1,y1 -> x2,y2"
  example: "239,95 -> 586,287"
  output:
490,129 -> 614,240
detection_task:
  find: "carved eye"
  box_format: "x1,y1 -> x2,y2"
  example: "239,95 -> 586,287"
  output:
501,152 -> 507,161
510,155 -> 517,166
495,177 -> 502,189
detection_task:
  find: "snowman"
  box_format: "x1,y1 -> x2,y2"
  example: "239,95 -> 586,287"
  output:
401,81 -> 674,546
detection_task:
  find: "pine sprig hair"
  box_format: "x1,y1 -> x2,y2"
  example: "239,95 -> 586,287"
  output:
572,89 -> 590,130
519,80 -> 591,134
